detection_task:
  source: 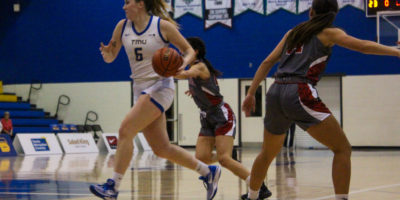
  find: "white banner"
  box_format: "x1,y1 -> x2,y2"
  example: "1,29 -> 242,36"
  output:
205,0 -> 233,29
174,0 -> 203,18
266,0 -> 297,15
338,0 -> 364,9
298,0 -> 313,13
13,134 -> 63,155
97,133 -> 119,154
97,133 -> 151,154
58,133 -> 98,154
234,0 -> 264,15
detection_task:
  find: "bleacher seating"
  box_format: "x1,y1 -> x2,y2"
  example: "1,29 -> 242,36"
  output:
0,82 -> 78,134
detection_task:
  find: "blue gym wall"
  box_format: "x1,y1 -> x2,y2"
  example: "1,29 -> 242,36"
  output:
1,0 -> 399,84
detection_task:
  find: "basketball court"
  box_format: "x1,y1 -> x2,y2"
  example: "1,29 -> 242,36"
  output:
0,149 -> 400,200
1,0 -> 400,199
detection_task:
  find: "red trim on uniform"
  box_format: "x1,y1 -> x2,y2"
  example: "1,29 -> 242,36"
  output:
306,62 -> 326,84
205,93 -> 222,106
297,83 -> 331,113
215,103 -> 234,136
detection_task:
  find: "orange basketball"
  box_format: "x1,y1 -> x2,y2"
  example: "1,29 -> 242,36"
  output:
152,47 -> 183,77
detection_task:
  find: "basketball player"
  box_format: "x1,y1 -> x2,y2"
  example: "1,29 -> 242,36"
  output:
89,1 -> 221,199
175,37 -> 272,200
241,0 -> 400,199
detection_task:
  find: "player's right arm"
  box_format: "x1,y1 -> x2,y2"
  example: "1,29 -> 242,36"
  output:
323,27 -> 400,57
174,62 -> 210,80
100,19 -> 125,63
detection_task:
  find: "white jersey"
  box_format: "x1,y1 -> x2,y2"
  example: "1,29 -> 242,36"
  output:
121,16 -> 169,79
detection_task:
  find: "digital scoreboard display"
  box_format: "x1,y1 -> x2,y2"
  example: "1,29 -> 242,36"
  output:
366,0 -> 400,17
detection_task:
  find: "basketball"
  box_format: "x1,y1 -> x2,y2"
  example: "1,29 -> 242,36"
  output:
152,47 -> 183,77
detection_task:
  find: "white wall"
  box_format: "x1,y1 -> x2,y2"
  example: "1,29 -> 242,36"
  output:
4,75 -> 400,146
343,75 -> 400,146
3,82 -> 131,132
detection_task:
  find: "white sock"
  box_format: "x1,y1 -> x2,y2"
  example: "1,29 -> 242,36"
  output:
248,188 -> 259,199
112,172 -> 124,191
245,175 -> 251,186
335,194 -> 348,200
195,161 -> 210,176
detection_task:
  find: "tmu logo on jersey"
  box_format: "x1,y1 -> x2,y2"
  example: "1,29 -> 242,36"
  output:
286,45 -> 304,55
131,40 -> 147,45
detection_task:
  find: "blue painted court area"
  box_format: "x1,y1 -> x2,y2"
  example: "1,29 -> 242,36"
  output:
0,180 -> 93,200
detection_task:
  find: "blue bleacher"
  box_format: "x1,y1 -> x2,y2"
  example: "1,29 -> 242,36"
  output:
13,127 -> 53,133
0,101 -> 77,134
0,110 -> 45,118
13,119 -> 59,126
0,102 -> 31,110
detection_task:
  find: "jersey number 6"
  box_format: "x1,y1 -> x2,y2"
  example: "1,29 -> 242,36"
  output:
134,48 -> 143,61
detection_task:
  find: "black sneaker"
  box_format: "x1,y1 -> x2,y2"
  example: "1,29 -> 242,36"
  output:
241,196 -> 261,200
240,182 -> 272,200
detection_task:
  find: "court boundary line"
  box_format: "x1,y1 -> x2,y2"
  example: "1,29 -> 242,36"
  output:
308,183 -> 400,200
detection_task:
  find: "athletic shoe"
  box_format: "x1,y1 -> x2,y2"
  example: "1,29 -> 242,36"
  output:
89,179 -> 119,200
241,182 -> 272,199
199,165 -> 221,200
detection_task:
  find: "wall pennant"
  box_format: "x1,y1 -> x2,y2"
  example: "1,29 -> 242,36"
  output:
338,0 -> 364,10
204,0 -> 233,29
266,0 -> 297,15
174,0 -> 203,19
298,0 -> 313,14
234,0 -> 264,16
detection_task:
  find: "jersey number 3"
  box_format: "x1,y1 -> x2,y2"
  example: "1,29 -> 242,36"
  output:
134,48 -> 143,61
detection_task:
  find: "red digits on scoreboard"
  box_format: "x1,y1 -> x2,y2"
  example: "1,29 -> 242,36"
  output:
396,0 -> 400,6
384,0 -> 389,7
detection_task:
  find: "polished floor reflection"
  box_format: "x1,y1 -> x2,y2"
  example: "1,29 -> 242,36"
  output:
0,149 -> 400,200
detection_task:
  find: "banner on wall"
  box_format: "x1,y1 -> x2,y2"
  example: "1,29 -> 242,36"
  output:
298,0 -> 313,13
0,134 -> 17,156
338,0 -> 364,10
204,0 -> 233,29
234,0 -> 264,15
174,0 -> 203,18
57,133 -> 98,154
266,0 -> 297,15
13,134 -> 63,155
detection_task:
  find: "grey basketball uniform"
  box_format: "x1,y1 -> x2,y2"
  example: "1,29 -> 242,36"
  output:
189,63 -> 236,137
265,35 -> 332,134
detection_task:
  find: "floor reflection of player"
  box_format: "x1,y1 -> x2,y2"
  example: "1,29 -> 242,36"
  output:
275,149 -> 297,199
0,157 -> 17,199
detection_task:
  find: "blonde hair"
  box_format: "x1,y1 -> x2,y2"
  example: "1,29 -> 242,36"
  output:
138,0 -> 178,28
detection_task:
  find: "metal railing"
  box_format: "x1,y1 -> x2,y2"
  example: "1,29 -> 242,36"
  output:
84,111 -> 98,126
27,81 -> 42,103
54,95 -> 71,118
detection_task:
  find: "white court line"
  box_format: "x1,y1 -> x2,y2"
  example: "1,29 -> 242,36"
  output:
308,183 -> 400,200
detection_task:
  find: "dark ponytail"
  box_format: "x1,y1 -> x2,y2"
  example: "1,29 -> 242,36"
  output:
187,37 -> 222,77
286,0 -> 338,50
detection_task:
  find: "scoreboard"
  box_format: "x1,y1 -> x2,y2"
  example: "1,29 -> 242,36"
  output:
366,0 -> 400,17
